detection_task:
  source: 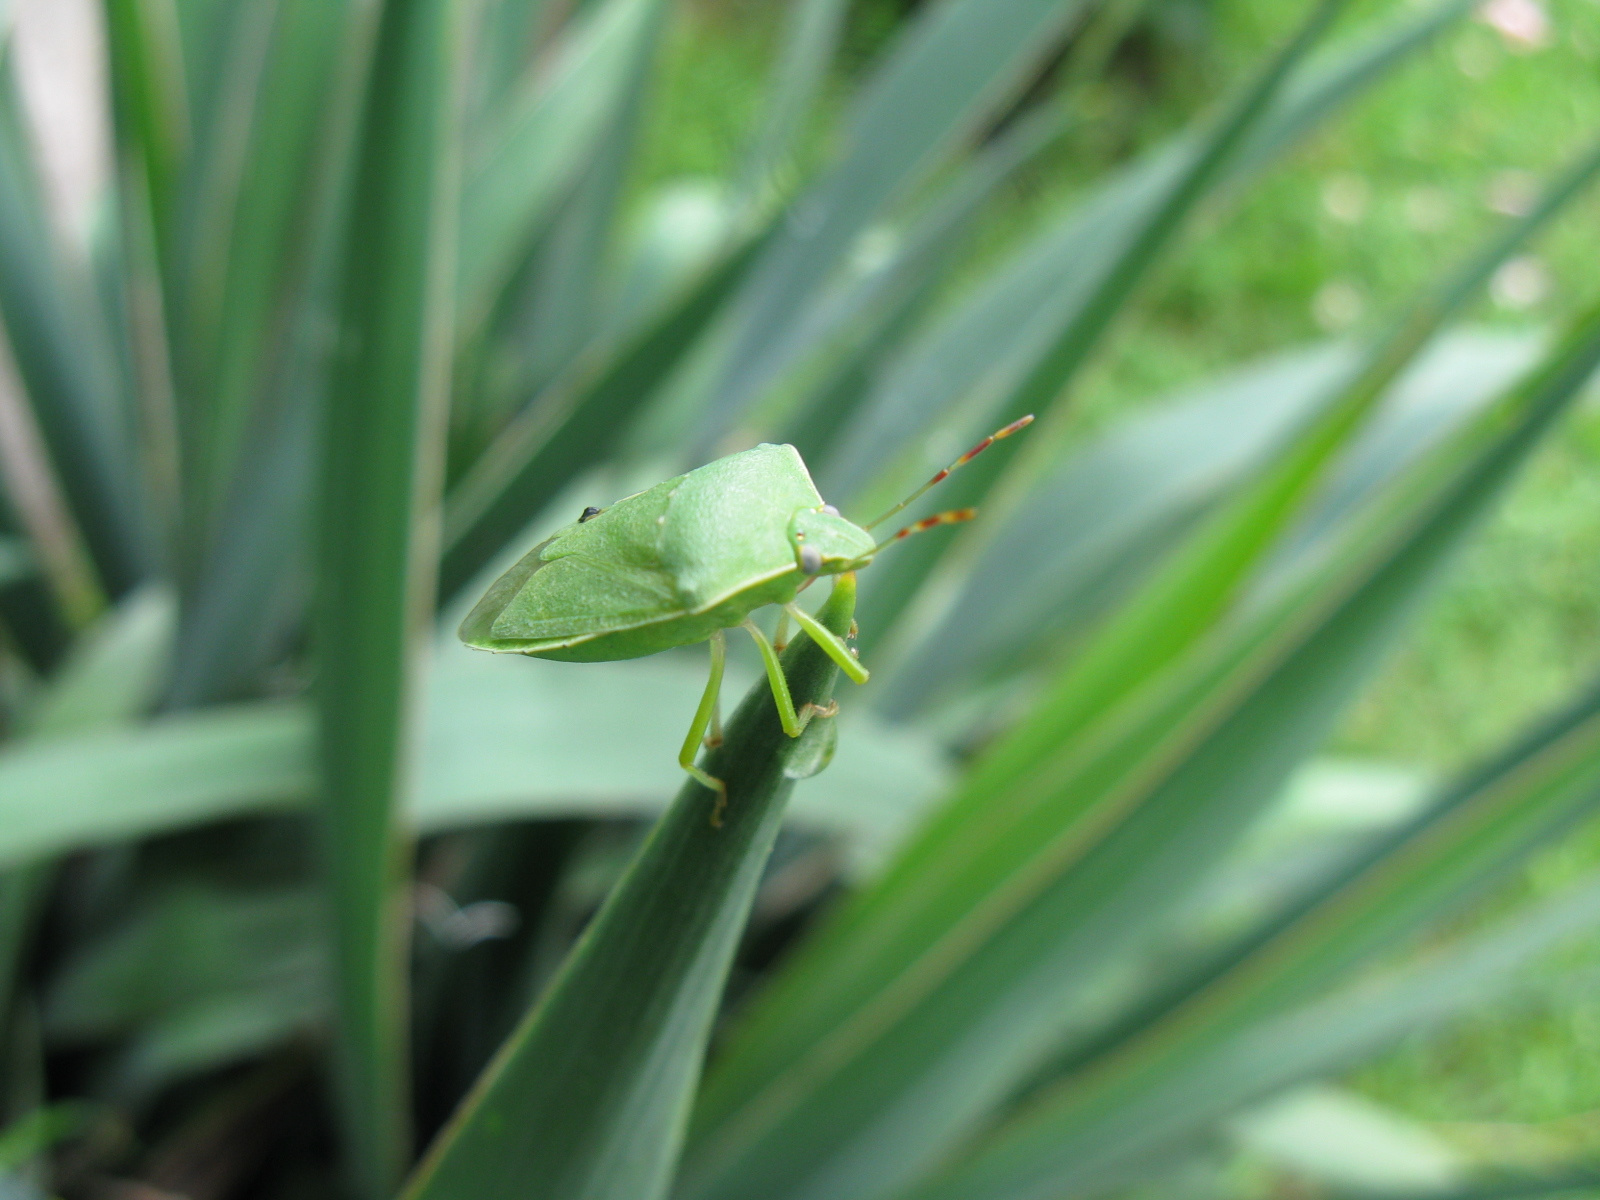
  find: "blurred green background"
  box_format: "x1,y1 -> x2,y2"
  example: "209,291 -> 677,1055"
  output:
662,0 -> 1600,1141
4,0 -> 1600,1195
625,0 -> 1600,1167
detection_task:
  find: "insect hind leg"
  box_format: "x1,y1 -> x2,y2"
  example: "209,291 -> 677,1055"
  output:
679,630 -> 729,824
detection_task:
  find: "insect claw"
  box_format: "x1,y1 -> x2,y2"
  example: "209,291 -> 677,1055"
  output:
848,621 -> 859,640
799,700 -> 840,723
709,781 -> 729,828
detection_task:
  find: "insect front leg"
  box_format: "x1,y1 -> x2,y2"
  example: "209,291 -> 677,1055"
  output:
782,602 -> 870,684
679,630 -> 728,820
743,618 -> 841,738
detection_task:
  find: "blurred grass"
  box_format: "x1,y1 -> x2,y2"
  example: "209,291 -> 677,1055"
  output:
644,0 -> 1600,1160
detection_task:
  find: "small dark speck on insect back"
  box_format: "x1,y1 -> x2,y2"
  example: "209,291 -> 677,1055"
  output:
579,506 -> 601,523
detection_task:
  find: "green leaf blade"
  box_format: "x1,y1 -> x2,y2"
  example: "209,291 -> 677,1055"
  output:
313,0 -> 465,1192
404,578 -> 858,1200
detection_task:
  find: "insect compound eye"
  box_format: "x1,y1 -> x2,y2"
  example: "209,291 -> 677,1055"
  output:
578,506 -> 602,523
799,544 -> 823,575
821,504 -> 841,516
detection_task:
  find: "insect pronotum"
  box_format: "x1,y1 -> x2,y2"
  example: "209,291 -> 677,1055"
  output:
459,416 -> 1033,817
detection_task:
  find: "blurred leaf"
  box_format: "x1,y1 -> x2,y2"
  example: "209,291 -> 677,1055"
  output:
781,97 -> 1077,468
700,0 -> 1092,438
470,0 -> 554,122
834,0 -> 1479,647
42,884 -> 323,1096
877,328 -> 1600,1199
403,578 -> 858,1200
440,232 -> 767,601
417,641 -> 948,870
842,0 -> 1391,649
17,583 -> 172,738
0,59 -> 149,594
458,0 -> 667,341
909,877 -> 1600,1200
995,669 -> 1600,1129
878,330 -> 1540,716
313,0 -> 465,1190
1350,1172 -> 1600,1200
465,0 -> 666,422
678,296 -> 1600,1200
1229,1086 -> 1465,1194
0,702 -> 308,867
169,0 -> 363,545
818,0 -> 1478,504
0,648 -> 948,872
734,0 -> 852,207
0,535 -> 27,588
163,0 -> 380,707
0,865 -> 44,1064
103,0 -> 191,277
0,1101 -> 89,1169
884,128 -> 1600,766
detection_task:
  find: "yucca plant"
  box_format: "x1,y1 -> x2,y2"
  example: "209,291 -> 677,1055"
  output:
1,0 -> 1600,1197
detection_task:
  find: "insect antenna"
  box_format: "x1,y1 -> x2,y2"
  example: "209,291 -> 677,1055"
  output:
874,508 -> 978,552
864,414 -> 1034,531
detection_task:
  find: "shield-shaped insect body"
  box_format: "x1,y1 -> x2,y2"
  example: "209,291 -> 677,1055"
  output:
459,420 -> 1032,811
460,444 -> 874,662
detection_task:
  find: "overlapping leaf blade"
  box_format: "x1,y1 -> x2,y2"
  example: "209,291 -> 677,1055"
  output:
457,0 -> 667,342
913,877 -> 1600,1200
912,678 -> 1600,1198
0,58 -> 146,595
876,135 -> 1600,727
698,0 -> 1092,441
403,580 -> 858,1200
677,295 -> 1600,1200
834,0 -> 1478,649
313,0 -> 464,1192
875,333 -> 1539,715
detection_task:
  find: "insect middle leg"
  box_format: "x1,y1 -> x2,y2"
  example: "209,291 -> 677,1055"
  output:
783,602 -> 869,684
742,619 -> 838,739
679,630 -> 728,818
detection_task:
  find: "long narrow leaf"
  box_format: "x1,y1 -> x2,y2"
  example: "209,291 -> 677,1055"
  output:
0,62 -> 149,594
165,0 -> 393,707
679,297 -> 1600,1200
733,0 -> 851,207
998,672 -> 1600,1137
403,577 -> 858,1200
846,0 -> 1354,648
821,0 -> 1476,502
456,0 -> 665,342
835,0 -> 1476,647
878,333 -> 1538,715
909,878 -> 1600,1200
697,0 -> 1091,441
0,650 -> 949,870
887,136 -> 1600,733
314,0 -> 463,1192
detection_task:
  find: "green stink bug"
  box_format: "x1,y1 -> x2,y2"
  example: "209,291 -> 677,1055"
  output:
459,417 -> 1032,805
